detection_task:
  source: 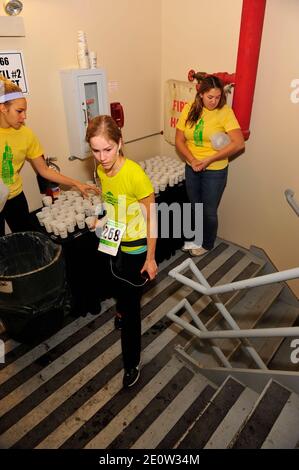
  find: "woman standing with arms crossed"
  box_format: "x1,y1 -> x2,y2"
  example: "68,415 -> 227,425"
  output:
86,115 -> 158,389
176,75 -> 245,256
0,76 -> 98,236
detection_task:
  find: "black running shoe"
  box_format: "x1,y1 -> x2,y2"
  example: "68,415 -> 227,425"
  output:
114,315 -> 123,330
123,366 -> 140,388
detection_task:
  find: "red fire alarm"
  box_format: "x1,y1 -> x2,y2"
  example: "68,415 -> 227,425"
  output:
110,102 -> 124,128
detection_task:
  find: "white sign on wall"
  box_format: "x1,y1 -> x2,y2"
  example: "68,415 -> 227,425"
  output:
164,79 -> 197,145
0,51 -> 28,94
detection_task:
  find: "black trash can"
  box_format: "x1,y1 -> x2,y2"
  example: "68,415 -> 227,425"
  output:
0,231 -> 68,342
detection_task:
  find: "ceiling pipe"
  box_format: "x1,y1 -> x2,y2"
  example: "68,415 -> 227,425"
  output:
232,0 -> 267,140
188,0 -> 267,140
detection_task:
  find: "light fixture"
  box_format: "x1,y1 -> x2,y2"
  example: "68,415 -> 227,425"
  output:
3,0 -> 23,16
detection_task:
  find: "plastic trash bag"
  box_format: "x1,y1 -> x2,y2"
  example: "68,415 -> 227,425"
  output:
0,231 -> 67,342
210,132 -> 231,150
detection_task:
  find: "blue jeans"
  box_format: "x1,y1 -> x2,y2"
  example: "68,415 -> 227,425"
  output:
185,165 -> 228,250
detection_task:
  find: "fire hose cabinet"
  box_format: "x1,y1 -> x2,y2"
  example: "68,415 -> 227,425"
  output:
60,68 -> 110,160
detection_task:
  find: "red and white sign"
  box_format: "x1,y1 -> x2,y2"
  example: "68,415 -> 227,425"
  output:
164,79 -> 197,145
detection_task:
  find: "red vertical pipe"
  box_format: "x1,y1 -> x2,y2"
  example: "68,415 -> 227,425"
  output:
232,0 -> 267,140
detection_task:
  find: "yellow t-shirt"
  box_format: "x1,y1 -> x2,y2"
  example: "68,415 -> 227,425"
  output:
176,103 -> 240,170
97,158 -> 154,253
0,125 -> 44,199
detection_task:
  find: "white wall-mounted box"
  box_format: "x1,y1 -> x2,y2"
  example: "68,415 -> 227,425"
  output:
60,68 -> 109,160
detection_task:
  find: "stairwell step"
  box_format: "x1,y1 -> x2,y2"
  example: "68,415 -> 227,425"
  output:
249,246 -> 299,309
204,387 -> 258,449
177,377 -> 245,449
261,392 -> 299,449
221,283 -> 284,364
248,301 -> 299,366
187,282 -> 283,368
230,380 -> 291,449
229,283 -> 283,331
131,369 -> 215,449
156,384 -> 215,450
269,315 -> 299,371
184,256 -> 265,366
107,365 -> 195,449
201,259 -> 265,329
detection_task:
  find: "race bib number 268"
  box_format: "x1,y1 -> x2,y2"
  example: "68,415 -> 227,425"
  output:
98,219 -> 126,256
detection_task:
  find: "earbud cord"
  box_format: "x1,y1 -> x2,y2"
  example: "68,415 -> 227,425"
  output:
110,257 -> 148,287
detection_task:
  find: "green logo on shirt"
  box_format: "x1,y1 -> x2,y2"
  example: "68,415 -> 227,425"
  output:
2,143 -> 14,185
194,118 -> 204,147
104,191 -> 119,206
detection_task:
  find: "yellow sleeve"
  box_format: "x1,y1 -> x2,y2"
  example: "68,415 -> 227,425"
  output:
26,128 -> 44,160
222,107 -> 241,132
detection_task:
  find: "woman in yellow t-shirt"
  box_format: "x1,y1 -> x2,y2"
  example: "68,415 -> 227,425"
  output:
86,115 -> 158,389
0,76 -> 98,236
176,75 -> 245,256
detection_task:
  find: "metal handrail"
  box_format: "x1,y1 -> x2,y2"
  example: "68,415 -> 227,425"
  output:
169,261 -> 299,296
167,258 -> 299,370
285,189 -> 299,217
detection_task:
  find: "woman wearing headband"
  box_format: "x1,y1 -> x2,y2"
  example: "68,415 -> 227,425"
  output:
0,76 -> 98,236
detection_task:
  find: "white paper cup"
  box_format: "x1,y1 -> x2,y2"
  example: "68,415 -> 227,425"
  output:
50,208 -> 60,217
36,211 -> 46,226
75,205 -> 84,215
53,200 -> 62,208
84,207 -> 93,217
51,221 -> 60,236
43,218 -> 53,233
169,176 -> 175,187
67,213 -> 76,225
89,51 -> 97,68
65,191 -> 73,200
65,218 -> 75,233
42,196 -> 53,207
57,222 -> 68,238
75,213 -> 85,229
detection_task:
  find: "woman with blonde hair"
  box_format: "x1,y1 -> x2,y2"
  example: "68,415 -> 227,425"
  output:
0,76 -> 97,235
86,115 -> 158,388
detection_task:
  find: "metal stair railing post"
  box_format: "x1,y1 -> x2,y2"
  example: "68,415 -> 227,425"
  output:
167,259 -> 299,369
170,260 -> 267,369
187,259 -> 267,370
179,298 -> 232,368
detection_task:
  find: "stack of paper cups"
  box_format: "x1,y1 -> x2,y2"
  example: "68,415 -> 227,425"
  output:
77,30 -> 90,69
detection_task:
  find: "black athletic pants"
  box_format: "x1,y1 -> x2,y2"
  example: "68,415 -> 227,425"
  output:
102,250 -> 147,371
0,192 -> 36,236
